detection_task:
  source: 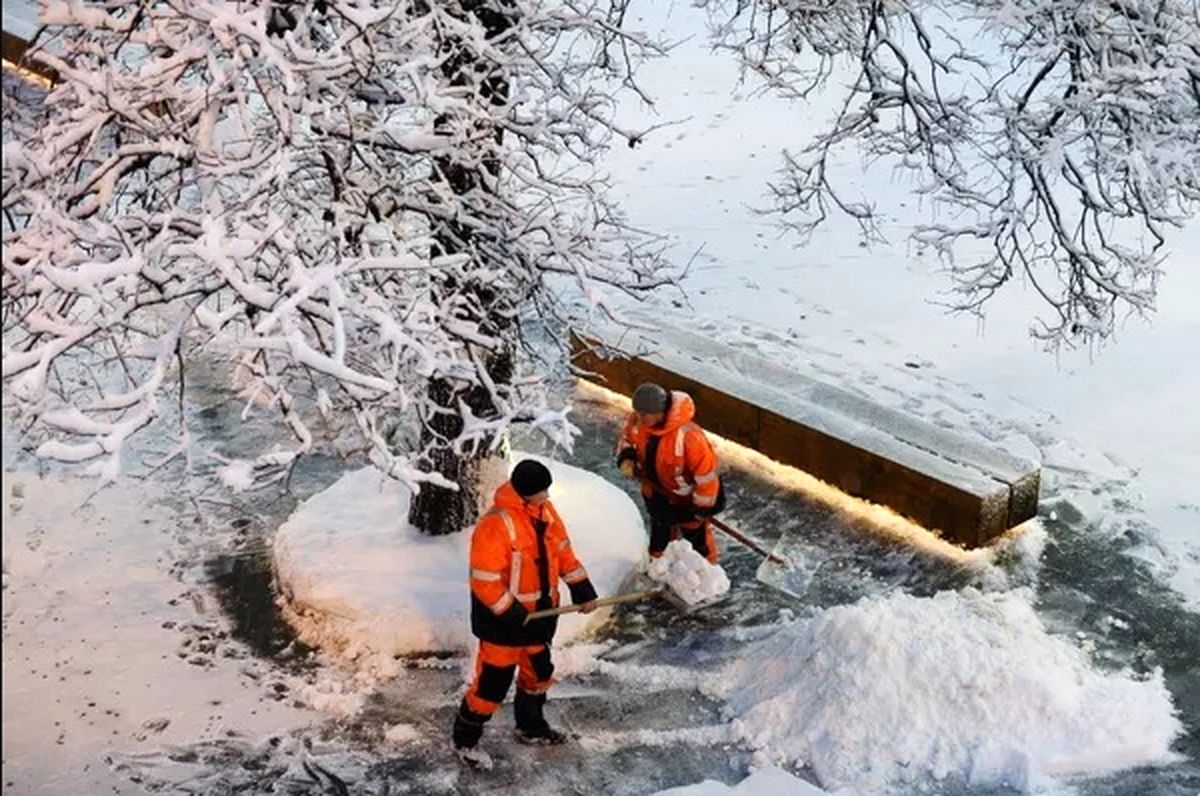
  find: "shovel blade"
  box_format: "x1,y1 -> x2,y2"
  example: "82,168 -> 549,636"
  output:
755,531 -> 827,600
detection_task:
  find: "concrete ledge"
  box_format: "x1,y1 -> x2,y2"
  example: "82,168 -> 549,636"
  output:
2,30 -> 59,85
571,322 -> 1039,547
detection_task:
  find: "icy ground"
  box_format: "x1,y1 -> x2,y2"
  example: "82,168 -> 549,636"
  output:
4,5 -> 1200,792
5,382 -> 1197,795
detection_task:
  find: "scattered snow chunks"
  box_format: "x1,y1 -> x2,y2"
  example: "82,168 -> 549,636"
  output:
647,539 -> 730,606
290,674 -> 366,718
216,459 -> 256,492
713,589 -> 1182,794
272,454 -> 645,675
383,723 -> 422,745
652,766 -> 827,796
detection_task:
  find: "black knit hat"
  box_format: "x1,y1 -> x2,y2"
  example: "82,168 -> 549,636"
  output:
511,459 -> 553,498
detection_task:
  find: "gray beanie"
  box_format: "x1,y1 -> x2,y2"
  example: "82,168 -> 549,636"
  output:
632,382 -> 668,413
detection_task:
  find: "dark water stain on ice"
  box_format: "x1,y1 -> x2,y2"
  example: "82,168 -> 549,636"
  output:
206,540 -> 300,659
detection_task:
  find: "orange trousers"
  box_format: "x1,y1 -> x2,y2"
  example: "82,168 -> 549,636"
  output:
463,640 -> 555,716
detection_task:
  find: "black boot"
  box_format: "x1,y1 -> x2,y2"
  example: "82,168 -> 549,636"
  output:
452,699 -> 494,769
512,690 -> 568,745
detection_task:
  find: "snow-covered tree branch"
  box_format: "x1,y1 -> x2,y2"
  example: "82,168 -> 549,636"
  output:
2,0 -> 672,533
701,0 -> 1200,345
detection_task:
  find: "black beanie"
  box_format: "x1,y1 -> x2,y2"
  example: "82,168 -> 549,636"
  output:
511,459 -> 553,498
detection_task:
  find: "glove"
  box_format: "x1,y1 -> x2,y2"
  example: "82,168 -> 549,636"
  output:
616,447 -> 638,479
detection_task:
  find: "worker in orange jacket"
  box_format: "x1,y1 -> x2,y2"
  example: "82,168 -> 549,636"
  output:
617,382 -> 725,563
452,459 -> 599,768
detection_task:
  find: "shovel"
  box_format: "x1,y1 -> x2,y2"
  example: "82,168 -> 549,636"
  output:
710,516 -> 791,567
524,588 -> 667,622
639,479 -> 793,569
753,527 -> 830,600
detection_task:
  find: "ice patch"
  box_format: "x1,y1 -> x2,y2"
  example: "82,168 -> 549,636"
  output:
1042,441 -> 1131,482
647,539 -> 731,606
652,765 -> 828,795
580,723 -> 734,754
712,589 -> 1182,793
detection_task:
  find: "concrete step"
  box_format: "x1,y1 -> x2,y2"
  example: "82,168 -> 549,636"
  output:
571,322 -> 1039,548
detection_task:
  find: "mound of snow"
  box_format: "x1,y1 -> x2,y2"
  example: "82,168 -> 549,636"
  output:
273,454 -> 646,675
647,539 -> 730,605
714,589 -> 1181,793
653,766 -> 826,795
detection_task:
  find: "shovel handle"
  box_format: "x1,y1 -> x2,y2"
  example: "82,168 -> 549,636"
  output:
710,517 -> 790,566
524,588 -> 665,622
639,479 -> 789,567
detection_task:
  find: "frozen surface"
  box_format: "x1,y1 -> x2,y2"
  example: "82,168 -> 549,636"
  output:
3,391 -> 1197,795
648,539 -> 731,606
1,0 -> 39,41
604,3 -> 1200,609
272,452 -> 646,674
652,765 -> 827,795
0,472 -> 308,793
713,589 -> 1183,793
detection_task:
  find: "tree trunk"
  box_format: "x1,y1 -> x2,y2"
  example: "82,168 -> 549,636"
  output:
409,1 -> 517,536
409,361 -> 511,536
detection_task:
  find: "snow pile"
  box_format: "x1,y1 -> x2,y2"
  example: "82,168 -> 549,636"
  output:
714,589 -> 1182,793
273,454 -> 645,674
653,766 -> 827,796
647,539 -> 730,606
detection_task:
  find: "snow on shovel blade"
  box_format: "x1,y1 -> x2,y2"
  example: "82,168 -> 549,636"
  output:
755,531 -> 826,600
659,583 -> 730,614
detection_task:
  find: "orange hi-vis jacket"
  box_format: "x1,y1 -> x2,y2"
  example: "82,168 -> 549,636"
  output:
618,390 -> 721,512
468,482 -> 597,646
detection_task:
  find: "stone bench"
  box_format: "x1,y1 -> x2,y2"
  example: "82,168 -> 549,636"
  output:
571,321 -> 1039,548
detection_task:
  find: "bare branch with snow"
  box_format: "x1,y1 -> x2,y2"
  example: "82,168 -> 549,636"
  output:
701,0 -> 1200,346
2,0 -> 673,524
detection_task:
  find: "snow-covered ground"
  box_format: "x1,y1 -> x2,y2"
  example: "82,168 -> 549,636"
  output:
1,472 -> 310,793
653,765 -> 828,796
272,454 -> 646,676
4,370 -> 1197,795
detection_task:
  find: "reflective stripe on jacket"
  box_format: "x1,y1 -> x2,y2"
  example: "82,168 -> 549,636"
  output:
469,481 -> 597,646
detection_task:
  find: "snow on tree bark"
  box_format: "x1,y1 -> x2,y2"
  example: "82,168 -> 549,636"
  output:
699,0 -> 1200,347
1,1 -> 673,529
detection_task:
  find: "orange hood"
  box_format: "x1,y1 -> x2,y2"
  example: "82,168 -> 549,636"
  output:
493,480 -> 545,520
646,390 -> 696,436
